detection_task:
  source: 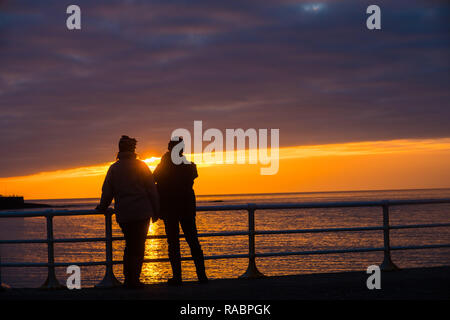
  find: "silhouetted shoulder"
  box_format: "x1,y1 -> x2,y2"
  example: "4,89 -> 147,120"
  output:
189,162 -> 198,180
108,160 -> 120,172
135,159 -> 149,172
137,159 -> 148,167
161,152 -> 171,163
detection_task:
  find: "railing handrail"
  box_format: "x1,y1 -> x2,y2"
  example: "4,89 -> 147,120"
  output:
1,198 -> 450,218
1,197 -> 450,289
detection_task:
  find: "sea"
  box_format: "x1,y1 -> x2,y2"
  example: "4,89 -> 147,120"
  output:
1,189 -> 449,288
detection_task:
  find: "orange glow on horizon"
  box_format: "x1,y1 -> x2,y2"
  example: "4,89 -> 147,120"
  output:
1,138 -> 450,199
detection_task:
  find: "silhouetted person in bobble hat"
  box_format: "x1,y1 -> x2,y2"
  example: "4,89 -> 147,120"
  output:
154,137 -> 208,285
97,135 -> 160,289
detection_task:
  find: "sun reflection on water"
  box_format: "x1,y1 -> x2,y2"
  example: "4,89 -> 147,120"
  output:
141,220 -> 168,282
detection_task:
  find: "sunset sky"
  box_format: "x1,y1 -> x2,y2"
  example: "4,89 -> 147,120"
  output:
0,0 -> 449,199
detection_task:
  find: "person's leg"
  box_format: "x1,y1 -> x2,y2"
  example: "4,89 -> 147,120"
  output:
180,216 -> 208,283
125,219 -> 150,287
133,218 -> 150,285
164,217 -> 182,284
119,222 -> 132,286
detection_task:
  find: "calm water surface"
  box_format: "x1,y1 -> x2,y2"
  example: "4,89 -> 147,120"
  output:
1,189 -> 449,287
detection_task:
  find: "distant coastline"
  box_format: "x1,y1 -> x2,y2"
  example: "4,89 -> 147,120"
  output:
0,195 -> 51,210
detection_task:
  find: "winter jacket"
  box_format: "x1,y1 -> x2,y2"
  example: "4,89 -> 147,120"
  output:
98,152 -> 160,223
153,152 -> 197,220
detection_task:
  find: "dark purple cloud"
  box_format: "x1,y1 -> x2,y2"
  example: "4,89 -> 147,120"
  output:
0,0 -> 449,176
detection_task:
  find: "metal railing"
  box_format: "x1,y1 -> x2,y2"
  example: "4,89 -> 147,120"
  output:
0,198 -> 450,289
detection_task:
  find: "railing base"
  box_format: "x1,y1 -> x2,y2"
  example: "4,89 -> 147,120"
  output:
0,283 -> 11,291
380,256 -> 400,271
40,275 -> 65,290
239,261 -> 265,279
95,272 -> 122,288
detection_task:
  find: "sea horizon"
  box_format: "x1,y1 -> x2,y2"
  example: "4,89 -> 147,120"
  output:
23,186 -> 450,202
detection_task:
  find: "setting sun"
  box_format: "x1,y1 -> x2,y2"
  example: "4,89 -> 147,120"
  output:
1,138 -> 450,199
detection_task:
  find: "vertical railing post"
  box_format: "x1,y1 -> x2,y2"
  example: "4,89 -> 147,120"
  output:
239,204 -> 265,279
380,202 -> 400,271
40,214 -> 64,289
96,210 -> 121,287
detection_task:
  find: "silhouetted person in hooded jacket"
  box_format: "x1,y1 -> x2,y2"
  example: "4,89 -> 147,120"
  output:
154,137 -> 208,285
97,135 -> 159,289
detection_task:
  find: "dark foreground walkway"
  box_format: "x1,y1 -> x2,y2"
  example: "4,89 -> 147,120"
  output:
1,266 -> 449,300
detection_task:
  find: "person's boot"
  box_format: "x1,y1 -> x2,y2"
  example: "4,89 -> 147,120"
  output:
124,271 -> 143,289
193,250 -> 208,284
168,257 -> 182,286
133,260 -> 146,289
167,277 -> 182,286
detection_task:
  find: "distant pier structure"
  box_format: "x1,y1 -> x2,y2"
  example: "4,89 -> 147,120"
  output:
0,196 -> 24,210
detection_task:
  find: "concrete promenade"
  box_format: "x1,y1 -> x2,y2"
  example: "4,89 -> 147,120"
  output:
1,266 -> 449,300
